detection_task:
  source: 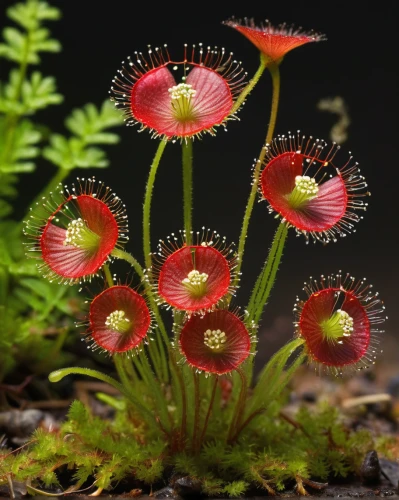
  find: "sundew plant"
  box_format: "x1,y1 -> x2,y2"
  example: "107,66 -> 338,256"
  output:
0,2 -> 393,497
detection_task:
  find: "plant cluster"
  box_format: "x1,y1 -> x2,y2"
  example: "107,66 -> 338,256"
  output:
0,1 -> 393,497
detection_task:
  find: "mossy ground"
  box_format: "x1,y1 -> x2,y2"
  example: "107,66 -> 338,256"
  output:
1,382 -> 398,498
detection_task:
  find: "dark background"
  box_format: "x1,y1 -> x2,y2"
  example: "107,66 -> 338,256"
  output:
1,1 -> 398,366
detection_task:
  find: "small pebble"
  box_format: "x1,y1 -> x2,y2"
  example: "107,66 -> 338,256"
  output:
361,451 -> 381,484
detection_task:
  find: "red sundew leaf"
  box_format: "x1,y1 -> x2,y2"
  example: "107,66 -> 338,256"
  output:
304,177 -> 347,230
223,19 -> 326,63
261,152 -> 347,232
131,66 -> 177,135
41,224 -> 101,278
179,310 -> 251,375
89,286 -> 151,353
40,196 -> 119,279
300,289 -> 370,367
130,65 -> 233,138
186,66 -> 232,124
158,246 -> 230,312
233,28 -> 315,62
77,195 -> 119,252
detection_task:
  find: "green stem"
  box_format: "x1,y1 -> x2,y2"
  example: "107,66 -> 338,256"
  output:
253,222 -> 288,325
170,351 -> 187,449
192,371 -> 200,452
247,223 -> 283,315
114,355 -> 137,401
103,263 -> 114,288
139,350 -> 171,432
111,247 -> 169,382
231,57 -> 267,115
247,222 -> 288,323
111,248 -> 145,279
143,139 -> 168,271
198,376 -> 218,449
227,369 -> 247,443
228,407 -> 265,443
182,139 -> 193,245
233,63 -> 281,292
248,338 -> 305,414
103,263 -> 166,422
48,366 -> 158,430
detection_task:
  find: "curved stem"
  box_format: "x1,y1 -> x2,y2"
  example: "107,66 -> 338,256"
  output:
182,139 -> 193,244
231,57 -> 267,115
143,139 -> 168,271
48,366 -> 158,429
248,338 -> 305,414
111,248 -> 145,279
233,64 -> 281,291
228,407 -> 265,444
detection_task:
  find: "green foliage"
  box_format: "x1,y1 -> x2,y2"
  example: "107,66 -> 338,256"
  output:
0,0 -> 122,386
223,480 -> 249,497
0,0 -> 60,64
0,117 -> 41,173
1,401 -> 393,496
0,70 -> 63,115
43,101 -> 122,170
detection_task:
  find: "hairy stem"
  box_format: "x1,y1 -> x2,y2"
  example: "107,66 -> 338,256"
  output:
143,139 -> 168,271
253,222 -> 288,324
233,64 -> 281,292
48,366 -> 158,429
247,222 -> 288,323
231,56 -> 267,114
182,139 -> 193,245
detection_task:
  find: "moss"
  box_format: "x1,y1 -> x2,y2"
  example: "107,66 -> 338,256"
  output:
1,399 -> 396,496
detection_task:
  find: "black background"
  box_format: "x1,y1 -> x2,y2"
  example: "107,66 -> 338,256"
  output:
1,1 -> 398,365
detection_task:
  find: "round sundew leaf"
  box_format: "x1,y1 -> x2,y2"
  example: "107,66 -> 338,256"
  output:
89,286 -> 150,353
232,26 -> 315,62
130,65 -> 233,138
184,66 -> 232,129
131,66 -> 177,136
179,310 -> 251,374
299,288 -> 370,367
261,152 -> 347,232
77,195 -> 119,251
158,245 -> 231,312
40,196 -> 119,279
303,176 -> 347,231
